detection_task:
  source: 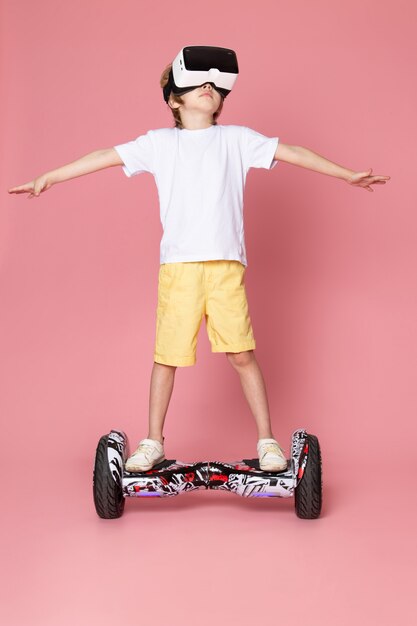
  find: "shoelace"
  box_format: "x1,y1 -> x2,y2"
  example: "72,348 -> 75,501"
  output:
260,443 -> 286,457
134,443 -> 155,461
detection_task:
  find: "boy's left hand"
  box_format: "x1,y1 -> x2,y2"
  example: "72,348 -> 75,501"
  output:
346,169 -> 390,192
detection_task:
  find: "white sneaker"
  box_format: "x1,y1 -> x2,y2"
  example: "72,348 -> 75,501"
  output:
257,438 -> 287,471
125,438 -> 165,472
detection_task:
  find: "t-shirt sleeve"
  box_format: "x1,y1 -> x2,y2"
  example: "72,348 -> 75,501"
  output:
113,130 -> 155,177
242,126 -> 279,171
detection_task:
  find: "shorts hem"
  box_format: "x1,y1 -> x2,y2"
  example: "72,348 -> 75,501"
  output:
211,341 -> 256,353
154,353 -> 196,367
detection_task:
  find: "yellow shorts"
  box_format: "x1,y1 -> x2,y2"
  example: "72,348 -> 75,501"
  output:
154,260 -> 256,367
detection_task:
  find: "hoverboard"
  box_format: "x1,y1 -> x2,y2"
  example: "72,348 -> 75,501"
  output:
93,428 -> 322,519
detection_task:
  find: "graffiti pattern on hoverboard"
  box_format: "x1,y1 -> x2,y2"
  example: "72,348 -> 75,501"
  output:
125,462 -> 209,497
123,460 -> 294,498
108,428 -> 309,497
107,430 -> 128,484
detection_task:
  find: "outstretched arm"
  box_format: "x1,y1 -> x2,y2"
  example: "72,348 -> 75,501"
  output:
274,143 -> 390,192
8,148 -> 123,199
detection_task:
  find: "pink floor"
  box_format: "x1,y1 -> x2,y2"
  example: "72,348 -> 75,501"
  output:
4,439 -> 414,625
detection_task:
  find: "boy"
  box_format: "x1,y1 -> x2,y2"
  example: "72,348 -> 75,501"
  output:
8,48 -> 390,474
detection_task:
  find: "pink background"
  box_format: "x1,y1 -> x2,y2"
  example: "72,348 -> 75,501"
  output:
1,0 -> 416,624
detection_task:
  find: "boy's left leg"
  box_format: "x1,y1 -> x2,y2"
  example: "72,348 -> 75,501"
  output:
226,349 -> 288,471
225,350 -> 273,440
206,261 -> 287,470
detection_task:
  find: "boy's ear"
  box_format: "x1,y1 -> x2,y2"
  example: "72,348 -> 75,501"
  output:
168,95 -> 180,110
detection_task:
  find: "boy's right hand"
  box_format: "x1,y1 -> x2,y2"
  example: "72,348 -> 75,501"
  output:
8,175 -> 52,199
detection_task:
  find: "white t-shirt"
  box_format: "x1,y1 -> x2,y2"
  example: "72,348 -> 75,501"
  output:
113,124 -> 279,267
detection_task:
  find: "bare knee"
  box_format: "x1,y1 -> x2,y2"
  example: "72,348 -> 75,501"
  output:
226,350 -> 254,368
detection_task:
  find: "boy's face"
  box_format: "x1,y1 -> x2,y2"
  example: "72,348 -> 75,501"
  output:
169,82 -> 223,115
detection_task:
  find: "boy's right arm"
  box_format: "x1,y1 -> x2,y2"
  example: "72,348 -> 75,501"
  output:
7,148 -> 124,199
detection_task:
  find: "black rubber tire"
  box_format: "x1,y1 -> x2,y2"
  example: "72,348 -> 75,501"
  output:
294,434 -> 322,519
93,435 -> 125,519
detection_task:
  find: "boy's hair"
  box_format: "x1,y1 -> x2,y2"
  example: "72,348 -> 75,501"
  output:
160,63 -> 224,129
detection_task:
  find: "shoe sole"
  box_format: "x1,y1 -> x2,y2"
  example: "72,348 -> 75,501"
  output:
260,464 -> 288,471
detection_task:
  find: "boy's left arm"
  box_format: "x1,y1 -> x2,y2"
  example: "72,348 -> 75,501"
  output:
274,144 -> 390,192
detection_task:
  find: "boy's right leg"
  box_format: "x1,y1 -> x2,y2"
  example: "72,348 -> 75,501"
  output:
125,262 -> 203,471
125,361 -> 177,472
147,361 -> 177,443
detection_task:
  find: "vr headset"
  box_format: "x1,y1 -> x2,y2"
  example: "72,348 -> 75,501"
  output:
163,45 -> 239,104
